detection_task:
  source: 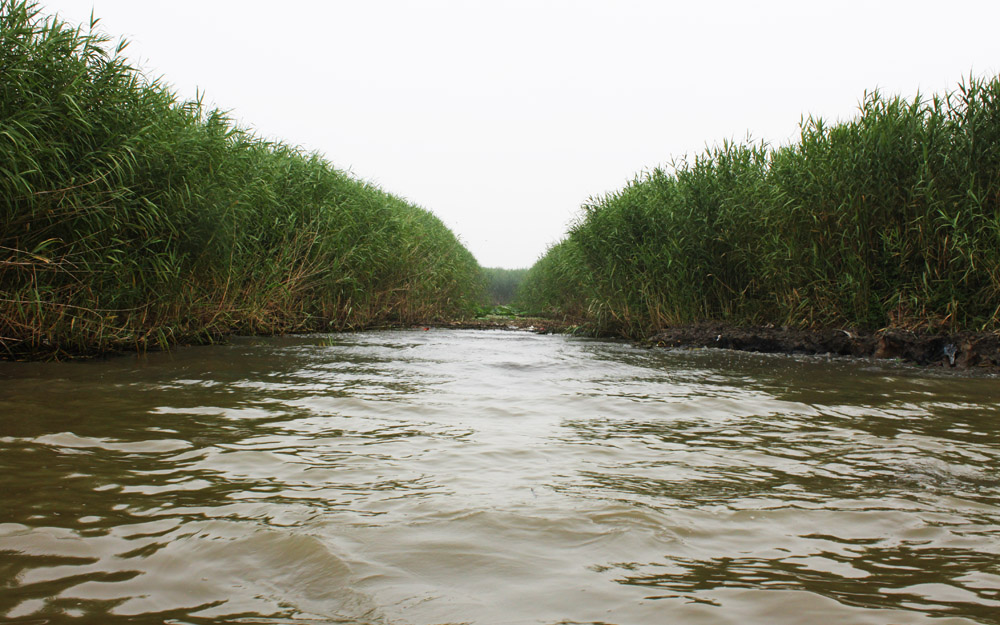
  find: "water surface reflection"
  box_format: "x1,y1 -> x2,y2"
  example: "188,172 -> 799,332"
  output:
1,330 -> 998,624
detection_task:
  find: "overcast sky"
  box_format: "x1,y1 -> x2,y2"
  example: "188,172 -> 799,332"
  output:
39,0 -> 1000,268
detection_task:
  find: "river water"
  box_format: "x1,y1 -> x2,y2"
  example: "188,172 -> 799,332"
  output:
1,329 -> 999,625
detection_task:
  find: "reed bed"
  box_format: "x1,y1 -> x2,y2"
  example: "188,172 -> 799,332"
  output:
481,267 -> 529,306
519,77 -> 1000,337
0,1 -> 483,359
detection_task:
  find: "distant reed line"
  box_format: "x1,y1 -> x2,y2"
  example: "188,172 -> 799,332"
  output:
0,1 -> 484,358
519,76 -> 1000,337
481,267 -> 529,306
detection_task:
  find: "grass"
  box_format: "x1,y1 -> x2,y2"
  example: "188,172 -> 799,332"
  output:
519,76 -> 1000,338
0,1 -> 484,359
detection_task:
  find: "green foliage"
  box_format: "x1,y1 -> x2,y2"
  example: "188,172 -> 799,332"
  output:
473,304 -> 525,318
520,77 -> 1000,336
515,240 -> 593,321
0,1 -> 482,358
480,266 -> 528,306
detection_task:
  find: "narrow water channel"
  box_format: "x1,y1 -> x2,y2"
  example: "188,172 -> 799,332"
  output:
1,329 -> 999,624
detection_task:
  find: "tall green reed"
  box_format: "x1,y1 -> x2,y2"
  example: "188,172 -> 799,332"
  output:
520,76 -> 1000,336
0,1 -> 483,358
481,267 -> 529,306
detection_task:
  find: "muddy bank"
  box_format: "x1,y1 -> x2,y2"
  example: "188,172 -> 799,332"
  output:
424,316 -> 581,334
428,318 -> 1000,371
641,323 -> 1000,370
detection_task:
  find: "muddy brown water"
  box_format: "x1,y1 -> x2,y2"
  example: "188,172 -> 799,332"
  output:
1,329 -> 999,625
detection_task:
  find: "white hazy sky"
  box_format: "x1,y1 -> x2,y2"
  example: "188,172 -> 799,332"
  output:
39,1 -> 1000,268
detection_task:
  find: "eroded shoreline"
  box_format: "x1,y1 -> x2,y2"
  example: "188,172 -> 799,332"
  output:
429,318 -> 1000,371
6,317 -> 1000,372
641,323 -> 1000,370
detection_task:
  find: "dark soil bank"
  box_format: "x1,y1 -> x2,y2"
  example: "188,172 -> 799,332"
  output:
642,323 -> 1000,370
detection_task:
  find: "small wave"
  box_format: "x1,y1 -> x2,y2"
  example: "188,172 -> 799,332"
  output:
33,432 -> 191,453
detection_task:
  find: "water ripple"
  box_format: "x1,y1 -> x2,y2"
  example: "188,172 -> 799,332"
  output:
1,329 -> 998,624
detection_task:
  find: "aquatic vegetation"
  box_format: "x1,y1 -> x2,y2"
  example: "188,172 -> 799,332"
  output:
481,267 -> 529,306
520,77 -> 1000,337
515,240 -> 593,322
0,1 -> 483,358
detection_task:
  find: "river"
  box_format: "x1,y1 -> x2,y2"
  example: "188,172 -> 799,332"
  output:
1,329 -> 998,624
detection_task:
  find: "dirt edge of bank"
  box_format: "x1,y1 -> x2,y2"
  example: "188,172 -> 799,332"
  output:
424,316 -> 581,334
640,323 -> 1000,371
430,318 -> 1000,371
8,317 -> 998,370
